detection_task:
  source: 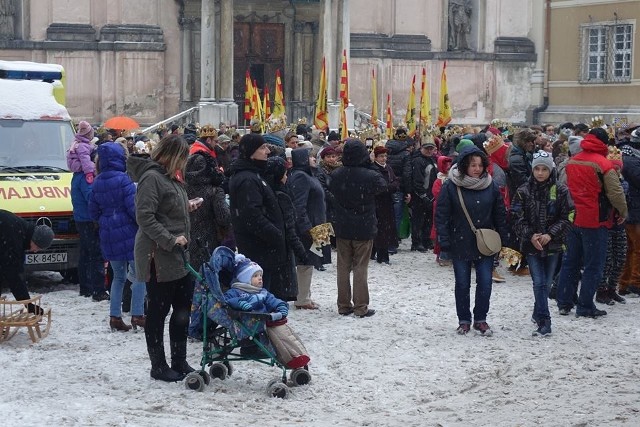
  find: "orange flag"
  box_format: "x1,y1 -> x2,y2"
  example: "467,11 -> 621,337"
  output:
339,49 -> 349,140
244,70 -> 252,121
314,57 -> 328,131
420,67 -> 431,126
437,61 -> 452,127
272,69 -> 286,118
371,69 -> 378,129
385,93 -> 393,140
263,84 -> 271,119
405,75 -> 417,137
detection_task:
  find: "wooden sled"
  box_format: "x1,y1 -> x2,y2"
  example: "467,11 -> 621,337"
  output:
0,295 -> 52,343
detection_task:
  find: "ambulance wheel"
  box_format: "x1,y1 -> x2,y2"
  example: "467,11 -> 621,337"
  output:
290,368 -> 312,386
185,372 -> 205,392
209,362 -> 228,380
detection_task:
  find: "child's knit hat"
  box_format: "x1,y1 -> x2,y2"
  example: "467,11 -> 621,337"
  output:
532,150 -> 555,171
235,259 -> 263,284
77,121 -> 94,139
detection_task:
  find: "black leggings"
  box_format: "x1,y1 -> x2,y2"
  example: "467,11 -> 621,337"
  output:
144,261 -> 194,349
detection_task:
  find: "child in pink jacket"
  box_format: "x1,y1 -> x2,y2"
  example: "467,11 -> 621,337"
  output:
66,121 -> 97,183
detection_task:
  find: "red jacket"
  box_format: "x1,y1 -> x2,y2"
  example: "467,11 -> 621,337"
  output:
566,134 -> 626,228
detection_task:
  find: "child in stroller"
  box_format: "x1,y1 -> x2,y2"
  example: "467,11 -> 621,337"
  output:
186,247 -> 311,397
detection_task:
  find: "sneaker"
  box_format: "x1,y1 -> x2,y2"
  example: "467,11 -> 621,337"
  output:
456,324 -> 470,335
356,309 -> 376,318
610,290 -> 626,304
558,307 -> 572,316
92,291 -> 110,302
473,322 -> 493,336
576,308 -> 607,318
492,269 -> 506,283
532,321 -> 552,337
595,288 -> 614,305
388,247 -> 398,255
410,245 -> 427,253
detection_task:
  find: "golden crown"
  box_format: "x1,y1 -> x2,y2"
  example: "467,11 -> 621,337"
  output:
199,125 -> 218,138
591,116 -> 605,128
607,145 -> 622,161
420,123 -> 441,139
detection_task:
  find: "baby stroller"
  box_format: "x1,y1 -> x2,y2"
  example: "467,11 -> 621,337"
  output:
185,246 -> 312,398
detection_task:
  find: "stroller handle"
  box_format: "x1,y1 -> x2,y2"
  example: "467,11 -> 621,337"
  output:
175,244 -> 203,281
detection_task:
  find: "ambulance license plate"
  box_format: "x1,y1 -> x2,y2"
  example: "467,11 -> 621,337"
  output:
25,252 -> 67,264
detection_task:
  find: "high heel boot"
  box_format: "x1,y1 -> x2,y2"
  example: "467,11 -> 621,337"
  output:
131,315 -> 146,330
110,316 -> 132,332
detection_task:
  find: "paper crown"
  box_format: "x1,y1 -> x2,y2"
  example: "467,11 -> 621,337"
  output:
591,116 -> 605,129
199,125 -> 218,138
483,134 -> 505,155
607,146 -> 622,162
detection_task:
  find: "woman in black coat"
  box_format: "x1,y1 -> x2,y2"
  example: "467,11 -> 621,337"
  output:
228,134 -> 288,295
436,146 -> 507,336
370,146 -> 400,264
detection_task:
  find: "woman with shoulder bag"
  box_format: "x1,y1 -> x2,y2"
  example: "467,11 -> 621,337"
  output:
435,146 -> 508,336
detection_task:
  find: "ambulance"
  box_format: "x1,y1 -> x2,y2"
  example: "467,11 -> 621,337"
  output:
0,60 -> 79,280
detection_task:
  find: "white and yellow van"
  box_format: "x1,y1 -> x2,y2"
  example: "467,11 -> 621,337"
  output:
0,60 -> 79,280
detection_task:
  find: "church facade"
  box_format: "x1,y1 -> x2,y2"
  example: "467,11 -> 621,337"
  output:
0,0 -> 554,127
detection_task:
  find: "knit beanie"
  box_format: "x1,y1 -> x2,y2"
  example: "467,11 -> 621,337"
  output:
77,121 -> 94,139
589,127 -> 610,145
32,225 -> 54,249
456,138 -> 474,153
531,150 -> 555,171
266,155 -> 287,182
235,259 -> 263,284
568,136 -> 583,155
239,133 -> 266,160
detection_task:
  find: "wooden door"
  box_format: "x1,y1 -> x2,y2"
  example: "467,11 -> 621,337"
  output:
234,22 -> 285,125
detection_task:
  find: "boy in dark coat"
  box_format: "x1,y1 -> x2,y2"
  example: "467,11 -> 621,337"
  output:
329,139 -> 387,318
0,209 -> 54,313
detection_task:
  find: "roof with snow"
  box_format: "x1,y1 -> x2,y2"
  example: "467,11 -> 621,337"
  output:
0,79 -> 71,121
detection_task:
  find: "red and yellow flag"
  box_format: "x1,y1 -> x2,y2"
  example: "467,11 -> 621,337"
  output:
252,80 -> 264,131
405,75 -> 417,137
244,70 -> 253,121
436,61 -> 452,127
385,93 -> 393,140
272,69 -> 286,118
314,57 -> 328,131
263,84 -> 271,120
339,49 -> 349,140
420,67 -> 431,126
371,69 -> 378,129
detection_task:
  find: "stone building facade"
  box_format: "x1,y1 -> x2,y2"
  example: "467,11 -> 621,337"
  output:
0,0 -> 548,127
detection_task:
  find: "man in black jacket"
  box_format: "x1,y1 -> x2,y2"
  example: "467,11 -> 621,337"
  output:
329,139 -> 387,318
386,129 -> 414,249
410,141 -> 438,252
0,210 -> 54,312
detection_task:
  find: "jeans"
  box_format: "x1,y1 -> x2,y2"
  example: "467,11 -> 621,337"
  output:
556,226 -> 608,314
452,256 -> 493,324
526,253 -> 560,322
76,221 -> 105,295
110,260 -> 146,317
392,191 -> 404,236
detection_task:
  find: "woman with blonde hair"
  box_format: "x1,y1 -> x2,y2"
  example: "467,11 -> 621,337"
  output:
127,134 -> 202,382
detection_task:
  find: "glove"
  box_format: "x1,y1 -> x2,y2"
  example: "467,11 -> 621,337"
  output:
270,312 -> 283,321
85,173 -> 94,184
239,301 -> 252,311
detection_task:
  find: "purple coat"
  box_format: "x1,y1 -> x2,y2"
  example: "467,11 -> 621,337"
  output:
66,134 -> 96,174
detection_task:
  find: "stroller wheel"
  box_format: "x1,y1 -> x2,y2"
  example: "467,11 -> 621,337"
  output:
209,362 -> 229,380
224,361 -> 233,376
290,368 -> 312,386
185,372 -> 205,392
267,381 -> 290,399
199,370 -> 211,385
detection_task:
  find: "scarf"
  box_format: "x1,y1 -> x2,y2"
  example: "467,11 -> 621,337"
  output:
231,282 -> 261,294
448,163 -> 493,190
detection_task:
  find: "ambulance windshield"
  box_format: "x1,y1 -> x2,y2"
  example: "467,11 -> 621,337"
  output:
0,119 -> 74,171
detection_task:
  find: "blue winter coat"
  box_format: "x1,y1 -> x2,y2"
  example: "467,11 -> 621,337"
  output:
224,286 -> 289,315
71,172 -> 93,222
88,142 -> 138,261
435,148 -> 507,260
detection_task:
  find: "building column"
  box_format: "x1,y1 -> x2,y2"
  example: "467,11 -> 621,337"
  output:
292,21 -> 305,102
218,0 -> 234,102
200,0 -> 215,101
328,0 -> 353,132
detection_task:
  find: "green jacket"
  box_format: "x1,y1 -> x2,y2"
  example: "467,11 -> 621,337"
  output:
127,155 -> 190,282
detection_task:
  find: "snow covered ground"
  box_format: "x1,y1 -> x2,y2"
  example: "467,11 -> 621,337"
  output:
3,240 -> 640,426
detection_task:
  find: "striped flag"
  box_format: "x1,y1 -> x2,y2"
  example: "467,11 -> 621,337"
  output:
314,57 -> 328,131
252,79 -> 264,132
263,84 -> 271,120
419,67 -> 431,126
272,69 -> 286,118
371,69 -> 378,129
339,49 -> 349,140
436,61 -> 452,127
405,75 -> 417,137
244,70 -> 252,121
385,93 -> 393,140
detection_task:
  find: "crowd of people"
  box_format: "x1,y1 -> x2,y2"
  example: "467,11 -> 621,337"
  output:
4,115 -> 640,383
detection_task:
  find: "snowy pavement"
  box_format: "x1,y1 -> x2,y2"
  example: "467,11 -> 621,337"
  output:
3,240 -> 640,426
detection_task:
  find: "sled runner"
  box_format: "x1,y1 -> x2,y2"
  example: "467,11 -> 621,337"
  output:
0,295 -> 52,343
